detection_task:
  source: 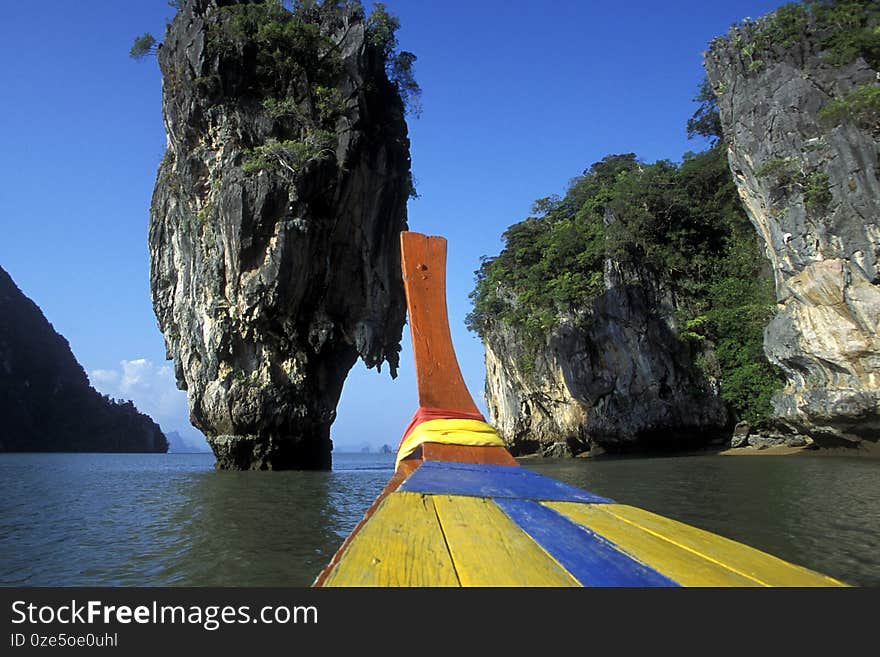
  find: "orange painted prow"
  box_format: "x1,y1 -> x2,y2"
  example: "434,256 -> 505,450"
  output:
398,231 -> 516,468
312,231 -> 516,587
400,231 -> 481,414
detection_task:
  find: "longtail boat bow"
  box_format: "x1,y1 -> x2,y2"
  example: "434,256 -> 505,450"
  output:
313,231 -> 846,587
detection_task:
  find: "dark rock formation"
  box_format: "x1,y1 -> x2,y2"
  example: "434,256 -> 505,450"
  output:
705,9 -> 880,446
149,1 -> 411,469
0,267 -> 167,453
484,248 -> 728,457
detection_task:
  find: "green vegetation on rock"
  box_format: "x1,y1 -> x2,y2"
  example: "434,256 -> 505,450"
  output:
468,138 -> 783,423
818,82 -> 880,134
716,2 -> 879,140
367,3 -> 422,116
208,1 -> 343,107
133,1 -> 419,183
129,32 -> 157,60
687,77 -> 723,143
756,157 -> 834,214
208,1 -> 416,179
241,132 -> 336,176
716,0 -> 880,73
202,0 -> 420,116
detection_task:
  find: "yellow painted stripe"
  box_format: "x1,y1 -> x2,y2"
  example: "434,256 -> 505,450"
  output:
588,504 -> 847,587
545,502 -> 758,586
433,495 -> 580,587
396,419 -> 505,469
321,492 -> 459,587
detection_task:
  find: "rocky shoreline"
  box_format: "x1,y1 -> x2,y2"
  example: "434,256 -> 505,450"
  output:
721,421 -> 880,457
519,441 -> 880,461
523,417 -> 880,460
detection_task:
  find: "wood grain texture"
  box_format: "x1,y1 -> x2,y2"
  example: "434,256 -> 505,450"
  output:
433,495 -> 579,587
599,504 -> 848,587
312,459 -> 419,586
320,492 -> 460,587
421,442 -> 518,466
495,498 -> 678,587
545,502 -> 757,587
400,232 -> 480,414
400,460 -> 613,503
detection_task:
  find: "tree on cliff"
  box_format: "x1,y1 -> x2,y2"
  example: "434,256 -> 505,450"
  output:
129,1 -> 421,117
367,2 -> 421,116
687,77 -> 722,144
129,33 -> 157,60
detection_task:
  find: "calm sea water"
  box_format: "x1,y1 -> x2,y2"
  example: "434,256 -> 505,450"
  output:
0,451 -> 877,586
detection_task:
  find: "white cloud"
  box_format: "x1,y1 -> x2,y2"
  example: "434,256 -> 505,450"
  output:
89,369 -> 119,386
89,358 -> 195,439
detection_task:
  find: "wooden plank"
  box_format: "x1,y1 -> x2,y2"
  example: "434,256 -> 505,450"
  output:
400,460 -> 612,504
495,498 -> 678,587
600,504 -> 848,587
545,502 -> 758,587
312,459 -> 418,586
320,492 -> 460,587
421,442 -> 519,466
433,495 -> 580,587
400,232 -> 480,414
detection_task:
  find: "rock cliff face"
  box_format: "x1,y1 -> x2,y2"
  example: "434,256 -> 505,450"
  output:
0,267 -> 167,453
705,12 -> 880,445
484,248 -> 728,457
149,1 -> 411,469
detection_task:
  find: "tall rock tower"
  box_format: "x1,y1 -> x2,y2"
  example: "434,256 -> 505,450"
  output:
149,0 -> 412,469
705,3 -> 879,445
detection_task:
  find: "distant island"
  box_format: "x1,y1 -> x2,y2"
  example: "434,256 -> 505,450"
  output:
347,443 -> 395,454
0,266 -> 167,453
165,430 -> 211,454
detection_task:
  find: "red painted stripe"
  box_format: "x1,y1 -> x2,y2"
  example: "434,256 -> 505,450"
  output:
398,406 -> 487,448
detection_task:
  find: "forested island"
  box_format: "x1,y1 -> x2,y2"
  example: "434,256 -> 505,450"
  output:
469,0 -> 879,457
0,267 -> 167,453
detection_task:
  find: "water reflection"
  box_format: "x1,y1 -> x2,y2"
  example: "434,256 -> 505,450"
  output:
156,470 -> 340,586
141,454 -> 394,586
0,453 -> 394,587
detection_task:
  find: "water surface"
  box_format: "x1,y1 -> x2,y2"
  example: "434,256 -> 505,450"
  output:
524,453 -> 880,586
0,451 -> 876,586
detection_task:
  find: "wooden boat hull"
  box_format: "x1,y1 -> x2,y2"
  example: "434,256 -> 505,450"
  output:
314,232 -> 846,587
315,456 -> 846,587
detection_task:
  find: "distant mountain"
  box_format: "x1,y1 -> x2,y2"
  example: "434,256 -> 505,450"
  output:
165,430 -> 211,453
332,441 -> 396,454
0,266 -> 167,453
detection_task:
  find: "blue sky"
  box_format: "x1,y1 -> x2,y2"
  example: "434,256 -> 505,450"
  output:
0,0 -> 784,452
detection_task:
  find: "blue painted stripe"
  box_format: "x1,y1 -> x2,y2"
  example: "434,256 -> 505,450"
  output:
495,498 -> 680,587
399,461 -> 612,504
